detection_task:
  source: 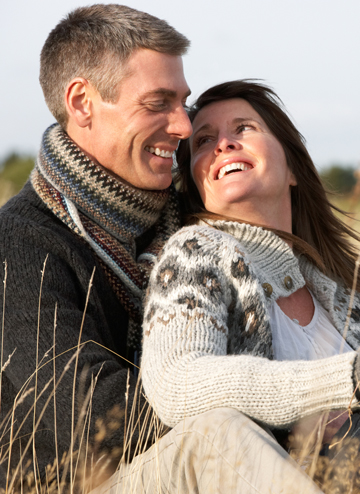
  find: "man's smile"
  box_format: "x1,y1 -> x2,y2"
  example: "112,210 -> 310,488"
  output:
145,145 -> 174,158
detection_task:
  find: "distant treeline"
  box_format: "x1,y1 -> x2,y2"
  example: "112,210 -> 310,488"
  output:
0,153 -> 358,207
320,165 -> 358,195
0,153 -> 35,206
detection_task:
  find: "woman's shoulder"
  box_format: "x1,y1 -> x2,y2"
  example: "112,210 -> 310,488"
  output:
163,220 -> 292,259
162,221 -> 243,254
152,222 -> 245,278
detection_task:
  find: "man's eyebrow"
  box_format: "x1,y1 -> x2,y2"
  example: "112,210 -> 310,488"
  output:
142,88 -> 191,99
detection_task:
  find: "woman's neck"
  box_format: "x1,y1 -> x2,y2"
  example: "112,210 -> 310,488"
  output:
215,199 -> 293,235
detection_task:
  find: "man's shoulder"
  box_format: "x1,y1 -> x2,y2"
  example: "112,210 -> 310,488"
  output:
0,181 -> 56,228
0,181 -> 90,261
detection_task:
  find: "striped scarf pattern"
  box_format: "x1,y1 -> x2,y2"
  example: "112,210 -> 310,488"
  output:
31,124 -> 181,351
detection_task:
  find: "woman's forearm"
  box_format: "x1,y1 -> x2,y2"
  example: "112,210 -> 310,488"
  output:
142,328 -> 356,428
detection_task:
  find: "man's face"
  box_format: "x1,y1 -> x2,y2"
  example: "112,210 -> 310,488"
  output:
86,49 -> 192,190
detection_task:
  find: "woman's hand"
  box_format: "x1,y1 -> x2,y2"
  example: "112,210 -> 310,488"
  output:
290,410 -> 349,452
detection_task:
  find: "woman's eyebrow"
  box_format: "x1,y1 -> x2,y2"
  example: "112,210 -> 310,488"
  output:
192,123 -> 213,138
192,116 -> 262,141
232,117 -> 261,126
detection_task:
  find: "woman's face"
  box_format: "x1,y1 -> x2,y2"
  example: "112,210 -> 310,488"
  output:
190,98 -> 297,229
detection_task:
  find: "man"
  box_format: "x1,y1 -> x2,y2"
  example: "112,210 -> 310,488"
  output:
0,4 -> 191,488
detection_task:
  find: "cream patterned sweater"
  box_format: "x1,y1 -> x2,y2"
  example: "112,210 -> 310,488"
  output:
141,221 -> 360,428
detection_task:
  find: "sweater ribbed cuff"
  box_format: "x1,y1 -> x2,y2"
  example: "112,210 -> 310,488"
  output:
353,353 -> 360,402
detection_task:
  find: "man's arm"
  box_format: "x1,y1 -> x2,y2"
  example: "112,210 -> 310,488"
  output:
0,189 -> 155,479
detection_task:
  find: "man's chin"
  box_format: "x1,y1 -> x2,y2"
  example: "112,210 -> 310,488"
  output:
142,175 -> 173,191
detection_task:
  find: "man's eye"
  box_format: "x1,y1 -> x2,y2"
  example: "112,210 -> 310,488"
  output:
147,102 -> 167,111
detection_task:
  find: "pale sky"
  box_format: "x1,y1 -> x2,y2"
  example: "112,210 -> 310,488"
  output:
1,0 -> 359,170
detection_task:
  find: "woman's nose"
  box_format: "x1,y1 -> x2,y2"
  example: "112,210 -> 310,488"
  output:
215,136 -> 241,155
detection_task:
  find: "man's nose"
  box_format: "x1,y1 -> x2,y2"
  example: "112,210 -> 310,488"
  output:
168,105 -> 192,139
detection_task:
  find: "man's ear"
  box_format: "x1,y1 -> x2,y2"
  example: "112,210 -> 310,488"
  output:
65,78 -> 93,128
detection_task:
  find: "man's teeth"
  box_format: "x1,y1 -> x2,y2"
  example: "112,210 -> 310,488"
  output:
145,146 -> 173,158
217,162 -> 251,180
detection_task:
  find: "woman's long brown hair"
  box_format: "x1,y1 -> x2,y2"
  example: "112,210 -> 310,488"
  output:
175,80 -> 360,291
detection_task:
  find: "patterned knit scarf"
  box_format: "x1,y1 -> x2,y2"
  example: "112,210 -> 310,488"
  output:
31,124 -> 181,353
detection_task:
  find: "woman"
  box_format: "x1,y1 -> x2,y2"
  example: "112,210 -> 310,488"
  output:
141,80 -> 360,488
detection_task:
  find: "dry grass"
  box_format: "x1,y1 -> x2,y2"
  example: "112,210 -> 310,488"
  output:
330,189 -> 360,247
0,340 -> 163,493
0,256 -> 169,493
0,181 -> 18,209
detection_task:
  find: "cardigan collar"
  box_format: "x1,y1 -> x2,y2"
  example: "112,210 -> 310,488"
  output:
204,219 -> 338,306
202,220 -> 308,301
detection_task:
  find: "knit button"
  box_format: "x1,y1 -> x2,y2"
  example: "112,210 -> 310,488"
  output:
262,283 -> 273,297
284,276 -> 293,290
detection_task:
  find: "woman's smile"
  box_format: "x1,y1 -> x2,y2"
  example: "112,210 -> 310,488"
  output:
216,160 -> 253,180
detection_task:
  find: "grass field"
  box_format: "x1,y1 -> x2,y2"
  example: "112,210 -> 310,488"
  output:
330,192 -> 360,251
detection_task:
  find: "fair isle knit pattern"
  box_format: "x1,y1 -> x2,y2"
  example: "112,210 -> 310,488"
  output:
31,123 -> 181,350
141,221 -> 360,428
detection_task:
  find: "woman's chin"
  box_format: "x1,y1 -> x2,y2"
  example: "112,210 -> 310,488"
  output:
204,192 -> 255,218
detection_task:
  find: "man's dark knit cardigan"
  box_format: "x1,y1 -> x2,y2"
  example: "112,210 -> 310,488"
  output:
0,125 -> 180,485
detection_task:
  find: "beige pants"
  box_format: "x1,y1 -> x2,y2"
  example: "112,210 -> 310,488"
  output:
91,407 -> 322,494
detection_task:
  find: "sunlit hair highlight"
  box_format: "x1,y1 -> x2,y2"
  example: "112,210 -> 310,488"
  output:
40,4 -> 190,129
175,79 -> 360,290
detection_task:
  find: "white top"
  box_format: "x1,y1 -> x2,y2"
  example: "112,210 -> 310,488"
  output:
269,291 -> 352,361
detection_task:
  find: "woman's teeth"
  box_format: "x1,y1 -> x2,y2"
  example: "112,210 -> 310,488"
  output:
145,146 -> 173,158
217,162 -> 251,180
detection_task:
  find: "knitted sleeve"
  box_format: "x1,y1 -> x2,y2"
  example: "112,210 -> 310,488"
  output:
141,225 -> 356,428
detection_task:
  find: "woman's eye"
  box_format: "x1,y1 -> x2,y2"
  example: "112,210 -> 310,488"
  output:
237,124 -> 253,133
195,135 -> 213,148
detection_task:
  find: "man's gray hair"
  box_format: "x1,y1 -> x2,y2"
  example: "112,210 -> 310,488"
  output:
40,4 -> 190,129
